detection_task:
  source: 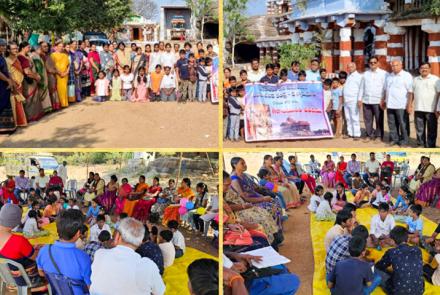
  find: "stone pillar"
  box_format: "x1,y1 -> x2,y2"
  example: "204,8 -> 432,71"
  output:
259,47 -> 266,63
374,26 -> 389,71
422,21 -> 440,76
384,22 -> 406,68
321,29 -> 334,73
339,27 -> 352,72
353,27 -> 365,71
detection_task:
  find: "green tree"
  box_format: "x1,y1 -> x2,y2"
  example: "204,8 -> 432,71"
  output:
0,0 -> 132,36
278,43 -> 319,70
224,0 -> 252,67
429,0 -> 440,17
186,0 -> 214,41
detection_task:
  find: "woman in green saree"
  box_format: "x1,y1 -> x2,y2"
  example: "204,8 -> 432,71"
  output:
31,46 -> 52,113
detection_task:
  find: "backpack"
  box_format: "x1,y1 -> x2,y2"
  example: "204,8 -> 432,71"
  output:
247,265 -> 300,295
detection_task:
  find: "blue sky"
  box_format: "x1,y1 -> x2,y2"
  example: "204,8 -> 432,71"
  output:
151,0 -> 267,19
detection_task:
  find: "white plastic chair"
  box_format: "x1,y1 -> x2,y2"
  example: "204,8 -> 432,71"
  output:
64,180 -> 78,199
0,258 -> 47,295
304,164 -> 320,180
393,164 -> 410,187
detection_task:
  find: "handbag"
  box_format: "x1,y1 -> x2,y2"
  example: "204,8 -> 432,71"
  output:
246,265 -> 301,295
223,230 -> 253,246
68,84 -> 75,98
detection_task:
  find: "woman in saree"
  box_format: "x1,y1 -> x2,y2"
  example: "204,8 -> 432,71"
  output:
133,176 -> 162,223
380,154 -> 394,185
96,174 -> 119,213
321,154 -> 336,188
115,42 -> 130,72
229,157 -> 282,228
88,44 -> 101,96
263,155 -> 300,209
2,176 -> 17,204
416,168 -> 440,207
31,46 -> 52,113
335,156 -> 348,188
409,156 -> 436,193
67,41 -> 83,103
6,42 -> 28,127
151,179 -> 177,216
131,47 -> 147,77
224,171 -> 279,245
91,173 -> 105,197
162,178 -> 195,226
124,175 -> 149,217
40,42 -> 61,110
115,178 -> 132,215
51,41 -> 70,108
18,42 -> 44,122
0,39 -> 16,133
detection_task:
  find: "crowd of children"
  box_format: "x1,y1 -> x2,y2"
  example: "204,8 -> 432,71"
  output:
93,42 -> 216,103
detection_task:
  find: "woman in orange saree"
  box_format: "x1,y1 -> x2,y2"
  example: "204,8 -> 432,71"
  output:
132,177 -> 162,223
6,42 -> 27,127
115,178 -> 132,215
124,175 -> 149,217
162,178 -> 195,226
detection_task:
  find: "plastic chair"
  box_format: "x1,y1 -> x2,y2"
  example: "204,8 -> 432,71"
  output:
393,164 -> 410,187
304,164 -> 319,180
0,258 -> 41,295
64,180 -> 78,199
203,220 -> 211,237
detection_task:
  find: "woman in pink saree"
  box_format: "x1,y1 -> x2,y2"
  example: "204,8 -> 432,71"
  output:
115,178 -> 132,215
321,154 -> 336,188
88,44 -> 100,96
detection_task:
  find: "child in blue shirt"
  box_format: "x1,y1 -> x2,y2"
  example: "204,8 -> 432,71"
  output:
86,200 -> 101,224
406,204 -> 423,245
392,186 -> 411,214
328,236 -> 379,295
329,78 -> 343,137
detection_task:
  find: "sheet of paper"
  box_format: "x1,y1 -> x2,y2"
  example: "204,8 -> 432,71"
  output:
241,246 -> 291,268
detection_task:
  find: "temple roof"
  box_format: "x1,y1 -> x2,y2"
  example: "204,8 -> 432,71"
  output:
284,0 -> 391,28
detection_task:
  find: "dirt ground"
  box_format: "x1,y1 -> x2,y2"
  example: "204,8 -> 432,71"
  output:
224,115 -> 440,148
0,97 -> 218,148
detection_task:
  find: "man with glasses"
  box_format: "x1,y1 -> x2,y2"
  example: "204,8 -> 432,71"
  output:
408,62 -> 440,148
383,60 -> 413,147
361,56 -> 387,142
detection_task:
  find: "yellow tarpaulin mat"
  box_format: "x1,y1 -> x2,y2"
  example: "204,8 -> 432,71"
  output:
311,192 -> 440,295
26,222 -> 217,295
163,247 -> 217,295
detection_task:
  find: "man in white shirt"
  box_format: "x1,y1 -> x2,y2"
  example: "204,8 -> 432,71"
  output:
383,60 -> 413,146
343,62 -> 363,139
305,58 -> 321,81
247,58 -> 265,82
91,217 -> 165,295
363,152 -> 380,186
408,62 -> 440,148
362,56 -> 387,141
56,161 -> 68,186
160,43 -> 176,71
35,168 -> 49,196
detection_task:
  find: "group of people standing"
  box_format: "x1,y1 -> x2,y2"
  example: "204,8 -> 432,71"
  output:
224,56 -> 440,147
0,38 -> 218,134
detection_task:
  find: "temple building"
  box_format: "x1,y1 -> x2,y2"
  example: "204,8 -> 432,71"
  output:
282,0 -> 440,75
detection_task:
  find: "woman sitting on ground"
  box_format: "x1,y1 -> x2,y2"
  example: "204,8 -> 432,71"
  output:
96,174 -> 119,213
416,168 -> 440,207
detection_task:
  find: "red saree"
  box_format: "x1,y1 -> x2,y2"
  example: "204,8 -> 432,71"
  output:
132,185 -> 162,223
335,161 -> 348,187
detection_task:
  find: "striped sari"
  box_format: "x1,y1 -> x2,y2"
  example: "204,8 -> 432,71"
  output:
18,54 -> 43,122
6,56 -> 27,127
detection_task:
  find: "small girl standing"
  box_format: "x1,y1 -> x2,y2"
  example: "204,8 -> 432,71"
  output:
94,71 -> 110,102
131,67 -> 149,102
110,69 -> 122,101
120,65 -> 134,101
